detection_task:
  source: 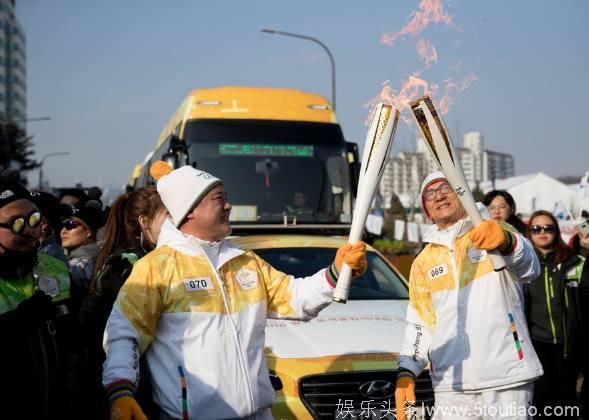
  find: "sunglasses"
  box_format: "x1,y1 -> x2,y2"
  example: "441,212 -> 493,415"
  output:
530,224 -> 556,235
423,183 -> 453,202
62,219 -> 83,231
0,211 -> 42,235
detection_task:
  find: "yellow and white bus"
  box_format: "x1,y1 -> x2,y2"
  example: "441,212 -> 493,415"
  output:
133,86 -> 360,230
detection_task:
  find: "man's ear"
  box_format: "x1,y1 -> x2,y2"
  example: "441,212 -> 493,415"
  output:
40,219 -> 50,233
138,215 -> 148,230
184,207 -> 197,221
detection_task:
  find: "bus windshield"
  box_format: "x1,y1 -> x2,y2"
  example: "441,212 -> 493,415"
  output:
183,119 -> 352,225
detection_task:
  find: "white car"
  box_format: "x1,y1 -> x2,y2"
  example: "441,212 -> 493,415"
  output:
231,234 -> 434,419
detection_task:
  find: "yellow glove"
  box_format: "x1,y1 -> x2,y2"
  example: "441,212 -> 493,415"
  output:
470,220 -> 511,251
395,372 -> 416,420
110,396 -> 147,420
335,241 -> 367,278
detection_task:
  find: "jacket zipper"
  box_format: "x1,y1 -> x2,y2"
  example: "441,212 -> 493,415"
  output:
543,262 -> 558,344
563,279 -> 569,358
448,246 -> 477,387
207,257 -> 255,414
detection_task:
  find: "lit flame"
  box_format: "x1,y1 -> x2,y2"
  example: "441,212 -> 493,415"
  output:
366,77 -> 438,124
370,0 -> 475,121
379,0 -> 456,46
416,38 -> 438,65
438,73 -> 478,114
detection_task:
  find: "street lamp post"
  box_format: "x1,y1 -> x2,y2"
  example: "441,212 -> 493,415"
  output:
38,152 -> 70,190
261,28 -> 336,111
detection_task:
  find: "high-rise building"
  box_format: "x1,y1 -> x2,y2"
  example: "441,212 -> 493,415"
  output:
380,132 -> 515,208
0,0 -> 26,124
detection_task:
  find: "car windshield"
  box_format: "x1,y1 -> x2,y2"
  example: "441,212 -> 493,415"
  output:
254,247 -> 408,300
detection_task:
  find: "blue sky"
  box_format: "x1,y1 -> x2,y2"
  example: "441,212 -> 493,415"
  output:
19,0 -> 589,190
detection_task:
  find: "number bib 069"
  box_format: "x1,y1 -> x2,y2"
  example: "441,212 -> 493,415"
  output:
428,264 -> 448,281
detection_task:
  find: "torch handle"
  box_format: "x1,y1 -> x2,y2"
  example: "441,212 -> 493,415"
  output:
455,194 -> 506,271
332,263 -> 353,303
468,215 -> 507,272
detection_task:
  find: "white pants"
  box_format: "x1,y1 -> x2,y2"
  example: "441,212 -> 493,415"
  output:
432,383 -> 534,420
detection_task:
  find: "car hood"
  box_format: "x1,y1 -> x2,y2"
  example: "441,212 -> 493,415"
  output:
265,300 -> 409,359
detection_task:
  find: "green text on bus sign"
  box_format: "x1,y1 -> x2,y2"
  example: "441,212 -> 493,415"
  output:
219,144 -> 314,157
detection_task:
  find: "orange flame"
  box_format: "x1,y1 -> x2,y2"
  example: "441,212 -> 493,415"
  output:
366,76 -> 439,124
416,37 -> 438,65
379,0 -> 456,46
371,0 -> 475,121
438,73 -> 478,114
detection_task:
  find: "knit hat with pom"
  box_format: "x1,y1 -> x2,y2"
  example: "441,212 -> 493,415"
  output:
150,161 -> 222,227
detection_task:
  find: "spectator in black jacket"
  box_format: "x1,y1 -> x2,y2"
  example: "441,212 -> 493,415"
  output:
0,175 -> 74,419
524,210 -> 588,417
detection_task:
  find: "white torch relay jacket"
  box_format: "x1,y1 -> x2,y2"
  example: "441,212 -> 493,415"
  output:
398,218 -> 543,393
103,220 -> 335,419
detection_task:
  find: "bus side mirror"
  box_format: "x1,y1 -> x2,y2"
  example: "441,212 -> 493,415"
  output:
345,141 -> 361,197
326,156 -> 346,189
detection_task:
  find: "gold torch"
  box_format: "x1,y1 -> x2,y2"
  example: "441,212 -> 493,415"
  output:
333,103 -> 399,303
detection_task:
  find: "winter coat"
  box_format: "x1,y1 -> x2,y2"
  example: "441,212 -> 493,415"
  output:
103,219 -> 335,419
398,218 -> 543,392
39,234 -> 67,264
507,214 -> 528,235
77,246 -> 148,420
523,250 -> 587,362
66,242 -> 98,306
0,253 -> 71,419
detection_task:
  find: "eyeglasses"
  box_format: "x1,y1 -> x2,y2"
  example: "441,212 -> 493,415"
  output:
0,211 -> 42,235
423,183 -> 454,202
530,224 -> 556,235
488,205 -> 509,212
62,219 -> 83,231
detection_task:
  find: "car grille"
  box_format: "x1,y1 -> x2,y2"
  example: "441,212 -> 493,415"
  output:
299,370 -> 434,419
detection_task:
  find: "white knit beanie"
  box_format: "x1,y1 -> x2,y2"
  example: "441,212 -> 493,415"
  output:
150,161 -> 222,227
420,171 -> 446,220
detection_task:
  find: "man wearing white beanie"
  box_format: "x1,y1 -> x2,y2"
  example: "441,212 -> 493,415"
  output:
102,161 -> 367,420
394,171 -> 542,420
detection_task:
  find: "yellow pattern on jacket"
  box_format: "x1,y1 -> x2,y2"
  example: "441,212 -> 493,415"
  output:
103,219 -> 335,419
399,219 -> 543,392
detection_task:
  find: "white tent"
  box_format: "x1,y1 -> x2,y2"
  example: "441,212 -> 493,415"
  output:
480,172 -> 583,218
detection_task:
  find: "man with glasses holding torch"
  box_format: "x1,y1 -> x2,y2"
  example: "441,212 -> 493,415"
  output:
394,171 -> 542,420
0,175 -> 72,419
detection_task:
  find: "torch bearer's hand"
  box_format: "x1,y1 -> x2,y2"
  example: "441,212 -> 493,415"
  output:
470,220 -> 514,253
334,242 -> 367,279
395,370 -> 416,420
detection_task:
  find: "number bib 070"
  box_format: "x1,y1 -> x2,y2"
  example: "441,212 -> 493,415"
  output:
183,277 -> 214,292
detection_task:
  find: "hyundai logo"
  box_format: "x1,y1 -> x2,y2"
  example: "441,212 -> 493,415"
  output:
359,380 -> 395,399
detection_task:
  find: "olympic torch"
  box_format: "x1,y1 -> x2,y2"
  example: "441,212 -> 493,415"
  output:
333,103 -> 399,303
409,96 -> 506,271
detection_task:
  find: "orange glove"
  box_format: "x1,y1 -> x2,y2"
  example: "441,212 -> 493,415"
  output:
470,220 -> 510,251
335,241 -> 367,278
395,372 -> 416,420
110,396 -> 147,420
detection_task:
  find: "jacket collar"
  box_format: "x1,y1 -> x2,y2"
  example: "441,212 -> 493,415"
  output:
68,241 -> 98,260
156,218 -> 244,269
422,203 -> 491,248
422,217 -> 473,248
